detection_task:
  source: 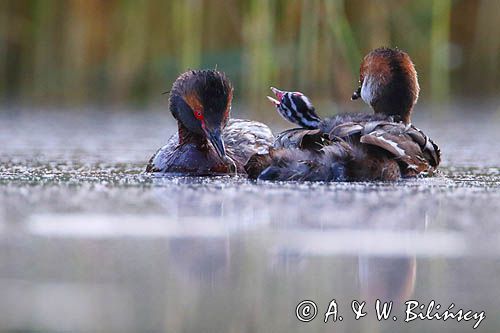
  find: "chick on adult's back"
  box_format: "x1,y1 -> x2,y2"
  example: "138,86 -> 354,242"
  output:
260,48 -> 440,181
146,70 -> 274,177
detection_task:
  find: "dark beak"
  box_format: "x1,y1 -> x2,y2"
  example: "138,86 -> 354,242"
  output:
205,127 -> 226,160
205,127 -> 237,173
351,86 -> 361,100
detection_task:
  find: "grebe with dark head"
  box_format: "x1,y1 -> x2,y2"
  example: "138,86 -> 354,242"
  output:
260,47 -> 440,181
351,47 -> 420,124
146,70 -> 274,176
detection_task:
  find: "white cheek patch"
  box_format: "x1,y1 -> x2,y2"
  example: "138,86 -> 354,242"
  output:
361,76 -> 376,106
301,96 -> 313,110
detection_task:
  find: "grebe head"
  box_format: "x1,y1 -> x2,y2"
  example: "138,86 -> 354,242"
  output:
267,87 -> 321,129
169,69 -> 233,161
352,47 -> 420,124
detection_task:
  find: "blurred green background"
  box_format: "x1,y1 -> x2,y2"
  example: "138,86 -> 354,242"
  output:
0,0 -> 499,111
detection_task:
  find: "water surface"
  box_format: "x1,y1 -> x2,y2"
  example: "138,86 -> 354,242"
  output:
1,108 -> 499,332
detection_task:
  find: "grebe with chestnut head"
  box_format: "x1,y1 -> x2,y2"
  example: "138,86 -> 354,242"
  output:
260,47 -> 440,181
146,70 -> 274,177
351,47 -> 420,124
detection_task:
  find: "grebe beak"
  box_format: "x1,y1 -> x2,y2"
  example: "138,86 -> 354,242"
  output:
267,87 -> 285,106
266,95 -> 280,105
205,127 -> 226,161
206,127 -> 237,173
270,87 -> 285,101
351,86 -> 361,100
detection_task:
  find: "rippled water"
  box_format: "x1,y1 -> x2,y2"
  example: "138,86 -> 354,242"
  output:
1,107 -> 499,332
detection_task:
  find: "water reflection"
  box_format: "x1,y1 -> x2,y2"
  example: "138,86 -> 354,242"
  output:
169,238 -> 231,285
0,111 -> 500,332
359,256 -> 417,305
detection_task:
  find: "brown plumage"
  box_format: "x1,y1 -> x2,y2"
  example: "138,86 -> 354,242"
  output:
146,70 -> 274,176
259,47 -> 440,182
352,47 -> 420,124
261,114 -> 440,181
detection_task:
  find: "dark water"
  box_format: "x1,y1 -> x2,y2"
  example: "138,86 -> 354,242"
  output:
1,108 -> 500,332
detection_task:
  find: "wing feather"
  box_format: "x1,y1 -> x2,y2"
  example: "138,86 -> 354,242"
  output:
274,128 -> 326,151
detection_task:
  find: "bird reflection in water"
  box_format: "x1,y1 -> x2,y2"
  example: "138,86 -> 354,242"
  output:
358,255 -> 416,306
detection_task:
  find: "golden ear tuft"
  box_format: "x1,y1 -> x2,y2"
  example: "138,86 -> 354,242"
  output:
183,93 -> 203,114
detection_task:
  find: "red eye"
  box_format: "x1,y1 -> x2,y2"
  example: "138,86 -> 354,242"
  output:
194,109 -> 203,120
